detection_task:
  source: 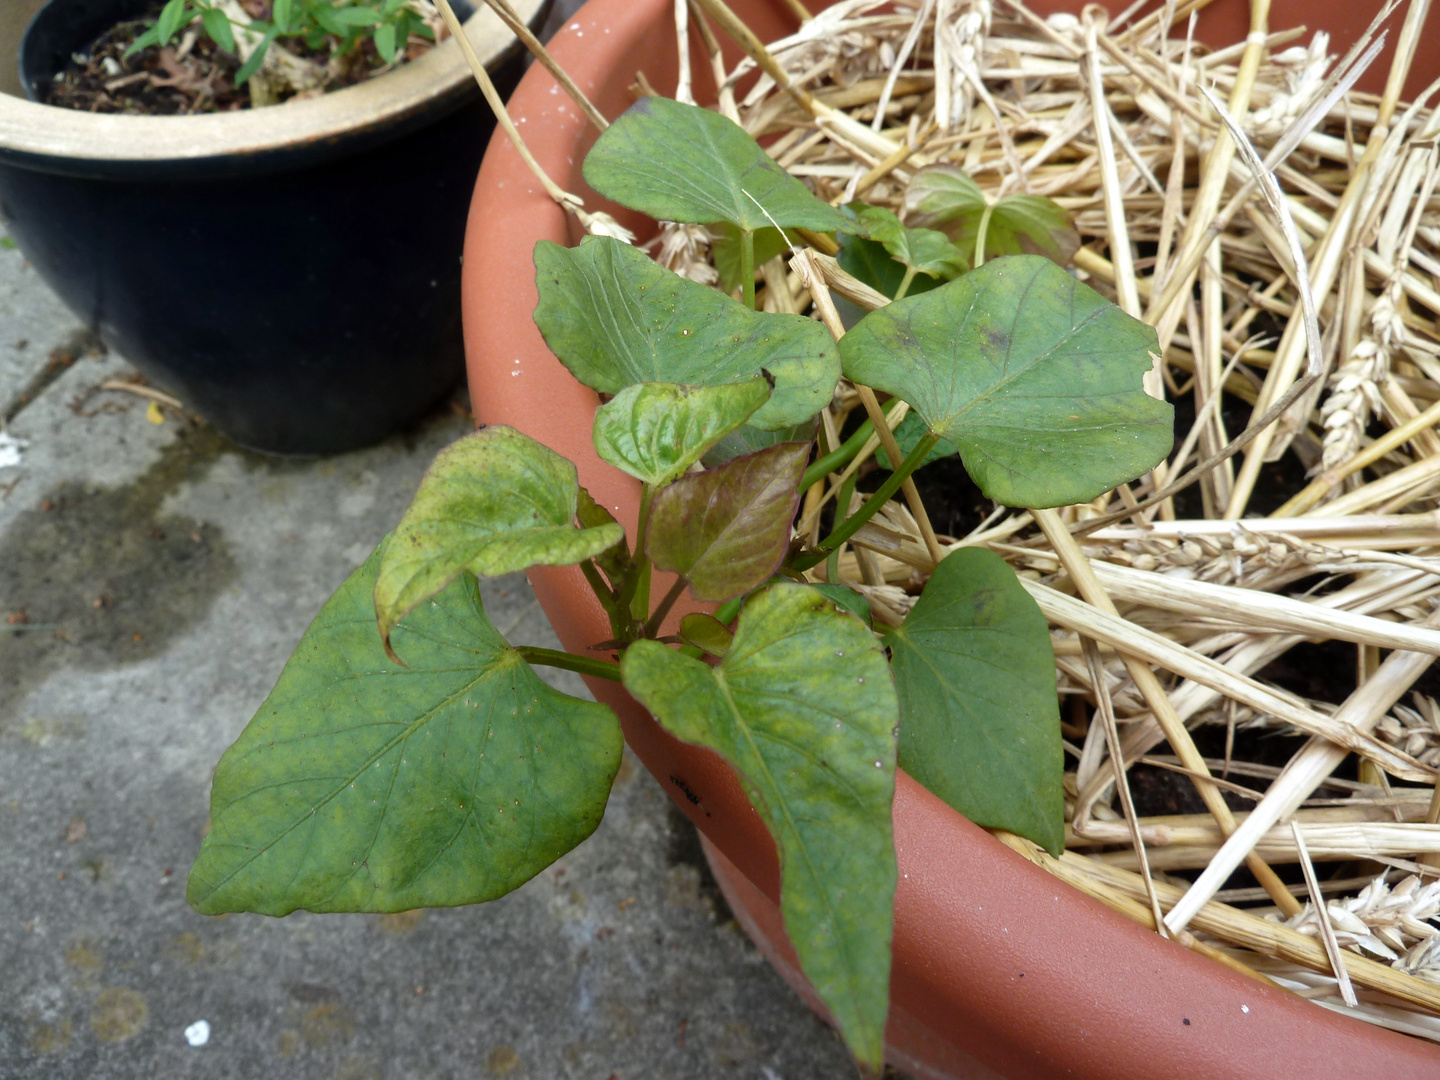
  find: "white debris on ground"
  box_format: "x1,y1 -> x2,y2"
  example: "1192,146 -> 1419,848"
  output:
0,432 -> 26,468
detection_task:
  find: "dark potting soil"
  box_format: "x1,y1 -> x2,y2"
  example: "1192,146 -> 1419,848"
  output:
42,1 -> 428,115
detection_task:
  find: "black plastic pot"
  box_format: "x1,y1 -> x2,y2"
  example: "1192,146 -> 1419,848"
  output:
0,0 -> 539,454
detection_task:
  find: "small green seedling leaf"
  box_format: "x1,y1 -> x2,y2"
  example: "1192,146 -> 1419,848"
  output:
711,223 -> 798,294
234,30 -> 275,84
874,413 -> 959,471
583,96 -> 855,234
840,256 -> 1173,508
157,0 -> 188,44
678,612 -> 733,657
375,426 -> 624,645
647,442 -> 809,602
373,21 -> 398,62
593,378 -> 770,487
905,165 -> 1079,266
534,236 -> 839,430
200,7 -> 235,52
854,205 -> 967,280
621,582 -> 898,1072
188,544 -> 623,916
887,547 -> 1063,853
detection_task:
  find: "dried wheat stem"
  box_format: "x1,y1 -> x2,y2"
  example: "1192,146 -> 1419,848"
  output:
434,0 -> 586,215
1293,819 -> 1360,1006
478,0 -> 608,130
1166,608 -> 1440,933
1033,508 -> 1302,914
1276,395 -> 1440,516
1081,638 -> 1168,934
1089,560 -> 1440,656
1025,579 -> 1431,780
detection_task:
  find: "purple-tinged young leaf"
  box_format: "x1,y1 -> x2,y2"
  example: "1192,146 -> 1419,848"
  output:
646,442 -> 809,602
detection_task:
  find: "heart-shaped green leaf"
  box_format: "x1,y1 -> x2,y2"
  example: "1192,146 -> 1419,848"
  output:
839,256 -> 1173,508
375,426 -> 624,644
904,164 -> 987,227
621,582 -> 898,1072
647,442 -> 809,602
583,96 -> 854,234
887,547 -> 1063,854
854,205 -> 967,280
712,223 -> 798,294
593,378 -> 770,487
189,543 -> 623,916
534,236 -> 840,430
905,165 -> 1079,266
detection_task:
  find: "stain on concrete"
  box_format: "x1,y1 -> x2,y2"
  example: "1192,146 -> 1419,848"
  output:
0,423 -> 240,727
300,1002 -> 356,1049
485,1044 -> 520,1074
89,987 -> 148,1043
26,1016 -> 75,1055
377,909 -> 424,934
665,803 -> 733,925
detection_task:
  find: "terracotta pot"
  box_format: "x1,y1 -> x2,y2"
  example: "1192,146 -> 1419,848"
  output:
462,0 -> 1440,1075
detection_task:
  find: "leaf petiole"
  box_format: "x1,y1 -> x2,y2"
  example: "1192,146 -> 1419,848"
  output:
973,202 -> 994,268
892,265 -> 918,302
643,575 -> 689,639
579,557 -> 626,641
515,645 -> 624,683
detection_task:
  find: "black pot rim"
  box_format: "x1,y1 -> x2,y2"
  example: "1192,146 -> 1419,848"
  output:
0,0 -> 541,180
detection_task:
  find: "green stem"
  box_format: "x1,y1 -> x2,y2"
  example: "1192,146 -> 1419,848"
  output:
795,432 -> 938,571
643,576 -> 689,639
973,202 -> 994,268
515,646 -> 623,683
713,595 -> 744,627
579,557 -> 625,641
740,228 -> 756,310
616,485 -> 655,625
892,265 -> 918,302
797,398 -> 909,500
825,469 -> 860,584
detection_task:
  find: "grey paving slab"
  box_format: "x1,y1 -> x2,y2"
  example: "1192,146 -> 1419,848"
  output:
0,349 -> 859,1079
0,225 -> 89,415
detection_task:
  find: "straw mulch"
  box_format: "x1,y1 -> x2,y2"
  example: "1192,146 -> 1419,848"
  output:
638,0 -> 1440,1040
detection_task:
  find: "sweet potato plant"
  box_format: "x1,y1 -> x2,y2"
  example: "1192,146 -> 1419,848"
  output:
188,96 -> 1172,1073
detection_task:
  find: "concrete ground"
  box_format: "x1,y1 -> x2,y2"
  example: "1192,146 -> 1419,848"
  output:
0,216 -> 869,1078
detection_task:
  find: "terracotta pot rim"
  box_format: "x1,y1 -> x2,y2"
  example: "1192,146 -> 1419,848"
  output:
0,0 -> 540,166
461,0 -> 1440,1074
